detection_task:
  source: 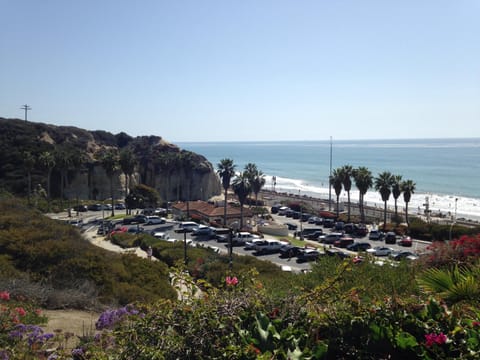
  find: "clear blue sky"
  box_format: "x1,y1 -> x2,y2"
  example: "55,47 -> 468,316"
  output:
2,0 -> 479,142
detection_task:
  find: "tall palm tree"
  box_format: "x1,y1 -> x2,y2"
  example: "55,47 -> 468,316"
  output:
251,170 -> 266,206
97,149 -> 119,217
391,175 -> 403,223
119,148 -> 136,214
353,166 -> 373,223
232,172 -> 251,229
243,163 -> 258,206
330,168 -> 343,218
340,165 -> 354,222
217,158 -> 236,226
401,179 -> 416,226
374,171 -> 394,230
23,151 -> 36,204
39,151 -> 56,201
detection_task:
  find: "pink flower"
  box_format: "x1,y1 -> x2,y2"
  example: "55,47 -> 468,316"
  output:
226,276 -> 238,286
425,332 -> 447,347
0,291 -> 10,301
15,307 -> 27,317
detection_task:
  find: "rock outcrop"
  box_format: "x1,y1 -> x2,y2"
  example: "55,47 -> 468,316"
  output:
0,117 -> 221,202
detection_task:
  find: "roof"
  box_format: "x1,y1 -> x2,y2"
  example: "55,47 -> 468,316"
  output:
172,201 -> 253,218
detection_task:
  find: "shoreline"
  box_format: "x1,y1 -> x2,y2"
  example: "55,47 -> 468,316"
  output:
260,189 -> 480,227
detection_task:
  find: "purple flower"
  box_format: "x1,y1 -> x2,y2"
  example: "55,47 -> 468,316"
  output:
95,305 -> 140,330
0,350 -> 9,360
71,347 -> 84,357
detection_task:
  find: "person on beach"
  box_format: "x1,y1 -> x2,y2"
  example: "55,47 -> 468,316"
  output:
147,246 -> 153,260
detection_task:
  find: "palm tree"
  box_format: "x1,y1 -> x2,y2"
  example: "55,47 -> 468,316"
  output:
340,165 -> 354,222
353,166 -> 373,223
97,149 -> 119,217
119,149 -> 136,214
391,175 -> 403,223
39,151 -> 56,201
243,163 -> 258,206
418,265 -> 480,306
232,172 -> 251,229
401,179 -> 416,226
251,170 -> 266,206
330,168 -> 343,218
217,158 -> 236,226
374,171 -> 394,230
23,151 -> 36,204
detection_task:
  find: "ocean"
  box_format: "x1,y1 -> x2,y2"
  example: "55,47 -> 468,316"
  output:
178,138 -> 480,222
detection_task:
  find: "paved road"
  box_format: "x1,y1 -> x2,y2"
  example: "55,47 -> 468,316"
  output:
58,209 -> 430,273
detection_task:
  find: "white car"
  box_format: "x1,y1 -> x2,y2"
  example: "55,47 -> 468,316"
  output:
145,216 -> 166,225
367,246 -> 394,257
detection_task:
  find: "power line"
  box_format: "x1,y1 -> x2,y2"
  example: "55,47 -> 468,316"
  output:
20,104 -> 31,122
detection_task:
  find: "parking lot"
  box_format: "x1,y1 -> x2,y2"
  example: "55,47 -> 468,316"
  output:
66,208 -> 430,273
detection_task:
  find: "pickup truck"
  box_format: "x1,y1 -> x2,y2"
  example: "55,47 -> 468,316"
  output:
227,232 -> 260,247
254,240 -> 286,255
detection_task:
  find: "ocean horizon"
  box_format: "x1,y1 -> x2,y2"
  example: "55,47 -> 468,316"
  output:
178,138 -> 480,222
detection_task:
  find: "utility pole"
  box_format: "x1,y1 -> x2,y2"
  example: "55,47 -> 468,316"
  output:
328,136 -> 332,211
21,104 -> 31,122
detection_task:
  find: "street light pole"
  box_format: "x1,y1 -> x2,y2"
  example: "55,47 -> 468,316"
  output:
299,190 -> 303,240
328,136 -> 332,211
449,198 -> 458,241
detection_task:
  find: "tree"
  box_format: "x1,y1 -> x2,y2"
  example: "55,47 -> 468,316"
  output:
38,151 -> 56,201
374,171 -> 394,230
391,175 -> 403,223
353,166 -> 373,223
54,146 -> 78,200
329,168 -> 343,218
97,148 -> 119,217
244,163 -> 258,205
244,163 -> 265,207
217,158 -> 236,226
22,151 -> 36,203
251,170 -> 266,206
232,172 -> 251,229
340,165 -> 354,222
401,179 -> 416,227
119,149 -> 136,214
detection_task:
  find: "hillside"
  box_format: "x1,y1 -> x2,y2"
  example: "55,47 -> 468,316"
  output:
0,117 -> 220,203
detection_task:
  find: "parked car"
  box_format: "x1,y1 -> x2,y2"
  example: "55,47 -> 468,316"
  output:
178,221 -> 200,232
114,203 -> 126,210
110,226 -> 128,236
354,224 -> 368,237
325,248 -> 350,259
367,246 -> 394,257
254,240 -> 285,255
215,234 -> 229,243
127,226 -> 144,234
301,213 -> 312,222
123,215 -> 147,225
227,232 -> 259,247
308,216 -> 322,224
306,231 -> 324,240
384,232 -> 397,244
334,236 -> 355,248
72,205 -> 88,212
192,226 -> 216,239
295,227 -> 323,238
323,219 -> 335,228
285,223 -> 298,231
346,242 -> 372,252
87,204 -> 103,211
319,232 -> 343,244
152,232 -> 170,240
244,239 -> 267,250
389,251 -> 419,261
398,236 -> 413,247
279,245 -> 303,258
296,249 -> 321,263
369,230 -> 385,241
334,221 -> 345,231
145,216 -> 166,225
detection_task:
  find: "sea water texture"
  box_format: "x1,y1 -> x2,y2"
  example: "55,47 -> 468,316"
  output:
179,138 -> 480,221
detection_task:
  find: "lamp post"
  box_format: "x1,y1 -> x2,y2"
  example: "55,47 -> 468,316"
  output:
299,190 -> 303,240
174,228 -> 189,265
228,221 -> 240,270
449,198 -> 458,241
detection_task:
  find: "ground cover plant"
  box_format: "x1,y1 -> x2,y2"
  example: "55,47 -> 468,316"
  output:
1,195 -> 479,358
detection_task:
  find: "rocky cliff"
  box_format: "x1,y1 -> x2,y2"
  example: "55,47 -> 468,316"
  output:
0,117 -> 221,203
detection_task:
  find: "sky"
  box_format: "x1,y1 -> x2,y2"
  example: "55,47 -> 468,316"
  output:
1,0 -> 479,142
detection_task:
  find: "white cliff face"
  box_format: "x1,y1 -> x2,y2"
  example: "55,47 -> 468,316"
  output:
65,162 -> 221,202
